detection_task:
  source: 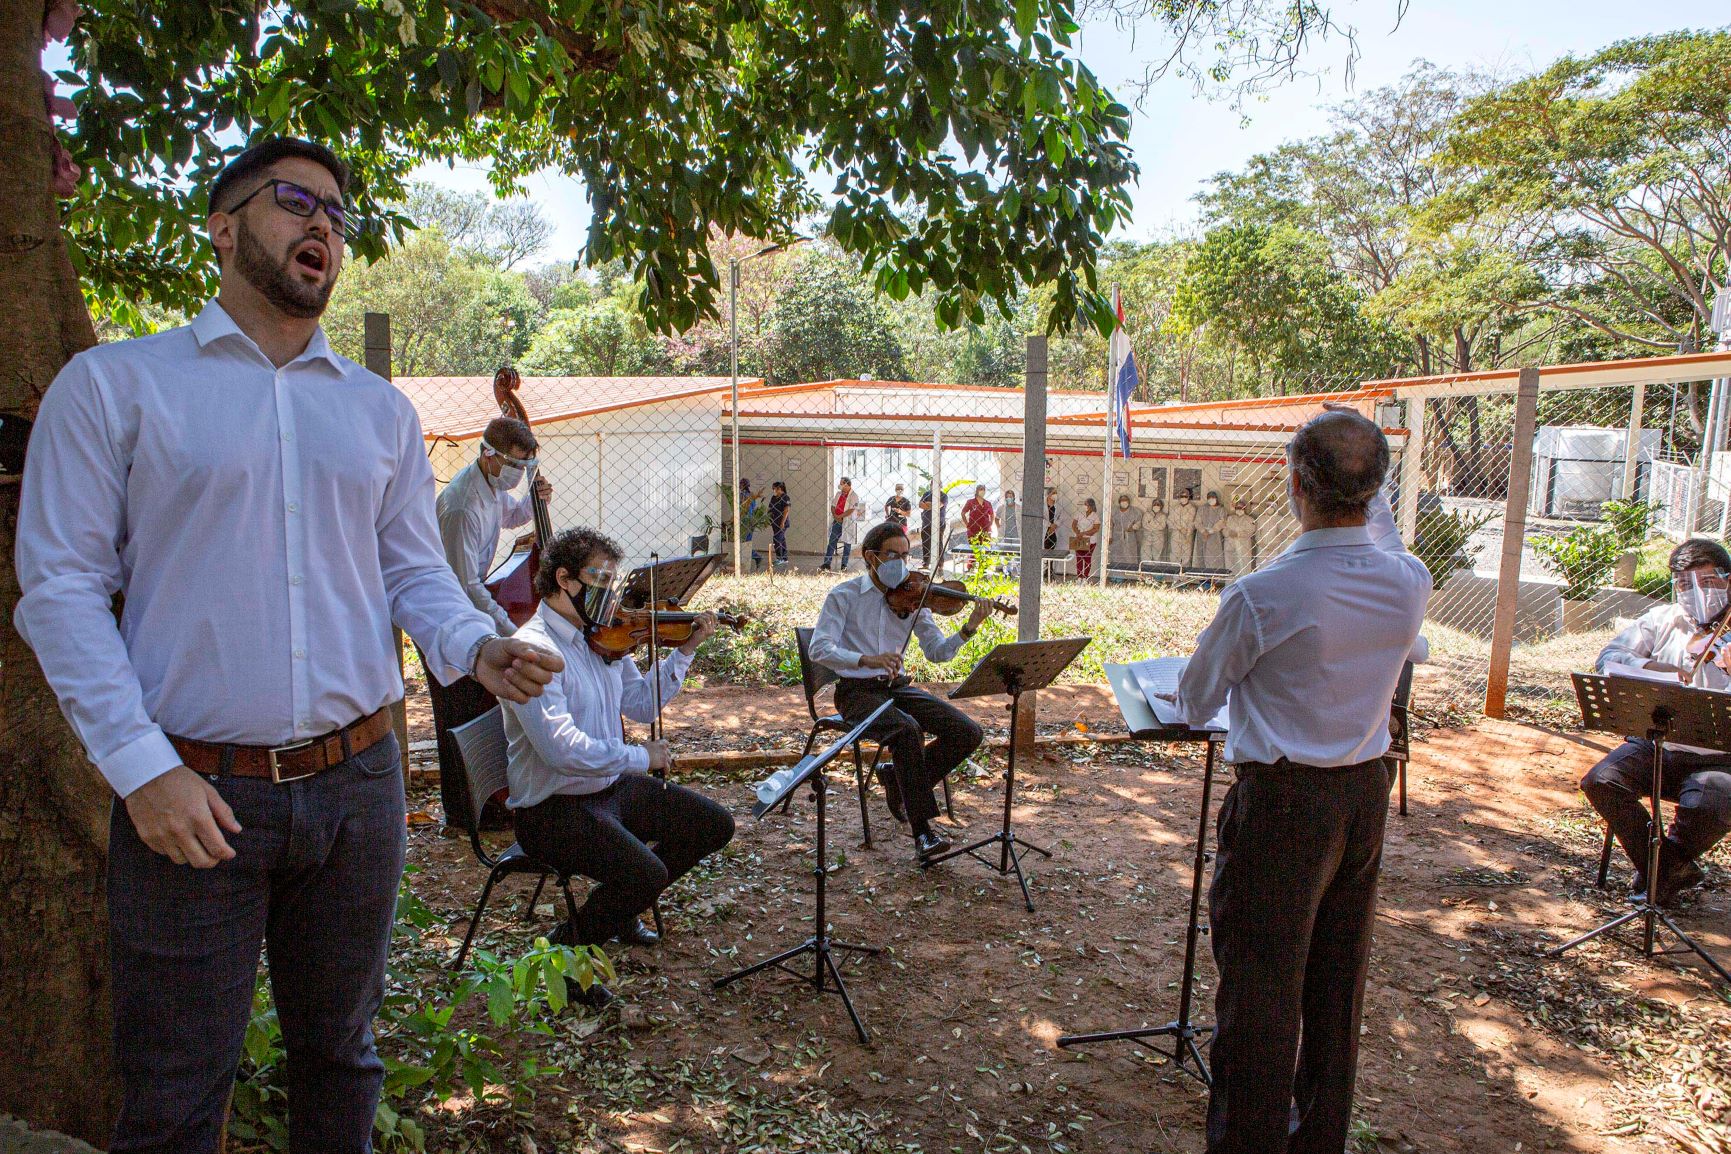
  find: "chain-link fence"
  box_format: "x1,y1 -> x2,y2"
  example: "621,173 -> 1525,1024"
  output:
383,311 -> 1731,744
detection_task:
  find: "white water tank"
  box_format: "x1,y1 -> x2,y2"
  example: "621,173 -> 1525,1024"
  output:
1530,425 -> 1661,519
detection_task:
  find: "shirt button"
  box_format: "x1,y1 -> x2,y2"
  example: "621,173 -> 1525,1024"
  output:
290,575 -> 304,586
281,432 -> 292,442
287,502 -> 299,513
293,648 -> 306,659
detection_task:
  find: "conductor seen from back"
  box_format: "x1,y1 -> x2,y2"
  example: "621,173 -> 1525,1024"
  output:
1173,406 -> 1431,1154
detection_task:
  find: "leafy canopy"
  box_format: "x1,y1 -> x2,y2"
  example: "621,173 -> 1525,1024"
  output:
58,0 -> 1136,334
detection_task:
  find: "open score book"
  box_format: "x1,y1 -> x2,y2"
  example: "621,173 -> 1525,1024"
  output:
1126,656 -> 1230,732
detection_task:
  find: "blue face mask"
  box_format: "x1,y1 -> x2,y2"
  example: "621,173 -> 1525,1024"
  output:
875,556 -> 908,589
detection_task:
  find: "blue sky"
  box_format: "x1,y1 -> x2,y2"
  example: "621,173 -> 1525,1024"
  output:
411,1 -> 1705,263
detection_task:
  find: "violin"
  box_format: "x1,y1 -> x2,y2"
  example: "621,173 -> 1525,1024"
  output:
1685,614 -> 1731,680
584,602 -> 749,662
884,570 -> 1017,619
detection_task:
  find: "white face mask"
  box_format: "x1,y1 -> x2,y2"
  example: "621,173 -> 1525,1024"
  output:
495,461 -> 526,491
1677,570 -> 1730,627
875,556 -> 908,589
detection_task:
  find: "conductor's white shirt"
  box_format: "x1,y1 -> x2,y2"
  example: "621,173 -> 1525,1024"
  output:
1175,490 -> 1431,766
437,457 -> 533,634
809,573 -> 970,678
13,300 -> 496,798
502,600 -> 691,807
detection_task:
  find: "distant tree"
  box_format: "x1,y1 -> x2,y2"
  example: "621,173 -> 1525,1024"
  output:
402,183 -> 553,269
520,300 -> 672,376
766,256 -> 906,384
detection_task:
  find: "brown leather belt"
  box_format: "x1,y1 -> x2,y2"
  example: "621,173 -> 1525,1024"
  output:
169,705 -> 396,783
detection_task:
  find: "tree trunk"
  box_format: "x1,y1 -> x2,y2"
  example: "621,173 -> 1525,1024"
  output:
0,0 -> 113,1142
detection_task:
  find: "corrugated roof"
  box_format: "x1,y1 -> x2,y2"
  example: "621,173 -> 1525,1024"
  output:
396,375 -> 764,439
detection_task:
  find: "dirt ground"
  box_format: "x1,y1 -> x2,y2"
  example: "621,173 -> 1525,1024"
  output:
396,679 -> 1731,1153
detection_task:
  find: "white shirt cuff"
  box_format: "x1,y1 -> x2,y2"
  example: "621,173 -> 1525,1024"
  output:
100,729 -> 183,798
433,617 -> 499,686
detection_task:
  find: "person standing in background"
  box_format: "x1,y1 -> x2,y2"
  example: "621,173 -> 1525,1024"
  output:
887,483 -> 912,527
768,481 -> 791,567
998,489 -> 1022,549
1072,497 -> 1101,579
1169,488 -> 1198,568
1144,496 -> 1170,564
962,485 -> 996,541
1109,494 -> 1142,569
1044,486 -> 1062,552
1196,490 -> 1227,570
1223,498 -> 1258,577
821,477 -> 863,571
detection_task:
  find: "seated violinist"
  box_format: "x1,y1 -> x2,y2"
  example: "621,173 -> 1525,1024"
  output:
1584,537 -> 1731,906
501,527 -> 735,1006
810,521 -> 989,860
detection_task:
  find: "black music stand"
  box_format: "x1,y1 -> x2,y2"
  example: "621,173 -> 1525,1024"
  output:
713,700 -> 895,1043
1549,674 -> 1729,985
920,637 -> 1091,911
1056,661 -> 1225,1085
620,553 -> 721,610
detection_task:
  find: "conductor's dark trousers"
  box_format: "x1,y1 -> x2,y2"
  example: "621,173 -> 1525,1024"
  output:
834,679 -> 983,830
1206,757 -> 1390,1154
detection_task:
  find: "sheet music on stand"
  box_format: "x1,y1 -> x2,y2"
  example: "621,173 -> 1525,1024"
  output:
620,553 -> 721,609
1112,658 -> 1228,736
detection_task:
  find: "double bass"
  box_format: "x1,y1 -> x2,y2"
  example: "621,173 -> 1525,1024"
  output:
483,366 -> 553,626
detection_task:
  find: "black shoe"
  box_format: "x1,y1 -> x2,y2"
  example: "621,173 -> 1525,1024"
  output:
548,919 -> 576,947
820,563 -> 831,571
1630,841 -> 1708,906
612,918 -> 661,948
574,981 -> 616,1011
875,764 -> 907,824
915,829 -> 951,859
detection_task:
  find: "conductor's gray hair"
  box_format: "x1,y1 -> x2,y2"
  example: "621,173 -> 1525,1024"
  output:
1288,410 -> 1389,520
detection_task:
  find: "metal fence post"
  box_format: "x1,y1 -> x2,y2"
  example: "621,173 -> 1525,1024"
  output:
364,312 -> 412,776
1484,366 -> 1540,719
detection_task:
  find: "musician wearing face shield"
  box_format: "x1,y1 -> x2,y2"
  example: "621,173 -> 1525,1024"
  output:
437,414 -> 552,636
1583,537 -> 1731,906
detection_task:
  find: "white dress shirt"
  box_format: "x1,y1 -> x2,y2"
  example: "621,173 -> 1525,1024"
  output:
437,457 -> 533,634
502,600 -> 691,807
1175,490 -> 1431,767
13,300 -> 495,798
1597,602 -> 1728,753
809,573 -> 971,677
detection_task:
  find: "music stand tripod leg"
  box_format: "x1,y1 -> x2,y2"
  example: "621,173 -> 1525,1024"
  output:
1057,737 -> 1218,1087
712,763 -> 884,1041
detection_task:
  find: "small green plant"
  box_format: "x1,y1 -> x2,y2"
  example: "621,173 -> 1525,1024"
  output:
1414,505 -> 1496,592
229,875 -> 614,1152
1530,524 -> 1622,601
714,483 -> 772,542
1599,497 -> 1663,549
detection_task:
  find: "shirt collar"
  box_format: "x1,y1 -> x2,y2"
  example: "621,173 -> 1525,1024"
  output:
537,599 -> 581,648
1287,524 -> 1372,553
190,298 -> 344,373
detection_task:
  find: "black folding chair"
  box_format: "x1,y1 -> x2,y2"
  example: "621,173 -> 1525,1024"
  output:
792,627 -> 955,846
448,707 -> 576,970
1387,660 -> 1415,816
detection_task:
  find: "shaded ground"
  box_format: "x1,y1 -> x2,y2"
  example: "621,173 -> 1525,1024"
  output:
387,690 -> 1731,1154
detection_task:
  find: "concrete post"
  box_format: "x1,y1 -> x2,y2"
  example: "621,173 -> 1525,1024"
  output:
1017,338 -> 1048,749
364,312 -> 412,776
1485,366 -> 1541,719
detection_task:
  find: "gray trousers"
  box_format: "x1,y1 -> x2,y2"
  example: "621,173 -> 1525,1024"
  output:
1581,738 -> 1731,865
1207,758 -> 1390,1154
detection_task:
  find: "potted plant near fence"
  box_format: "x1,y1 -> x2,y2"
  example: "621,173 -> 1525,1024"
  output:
1599,497 -> 1662,588
1530,525 -> 1622,633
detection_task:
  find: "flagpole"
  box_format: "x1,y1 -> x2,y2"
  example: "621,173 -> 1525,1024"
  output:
1099,284 -> 1118,588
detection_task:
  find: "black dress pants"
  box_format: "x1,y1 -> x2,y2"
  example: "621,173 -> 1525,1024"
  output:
1581,738 -> 1731,864
833,679 -> 984,828
514,776 -> 735,946
1206,758 -> 1390,1154
416,642 -> 498,831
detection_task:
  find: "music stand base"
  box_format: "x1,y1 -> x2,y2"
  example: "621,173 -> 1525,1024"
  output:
1057,1020 -> 1214,1087
713,936 -> 883,1044
1546,902 -> 1731,985
920,829 -> 1051,912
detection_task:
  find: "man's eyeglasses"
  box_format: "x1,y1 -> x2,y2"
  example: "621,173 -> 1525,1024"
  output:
225,178 -> 353,237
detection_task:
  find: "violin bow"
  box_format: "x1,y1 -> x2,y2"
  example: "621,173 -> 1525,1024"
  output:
647,553 -> 669,789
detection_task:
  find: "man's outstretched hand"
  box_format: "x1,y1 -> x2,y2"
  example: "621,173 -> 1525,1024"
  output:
475,637 -> 564,702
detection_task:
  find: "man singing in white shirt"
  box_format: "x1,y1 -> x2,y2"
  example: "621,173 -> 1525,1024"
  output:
428,406 -> 552,831
1174,405 -> 1430,1154
13,138 -> 561,1154
503,527 -> 735,1007
809,520 -> 989,859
